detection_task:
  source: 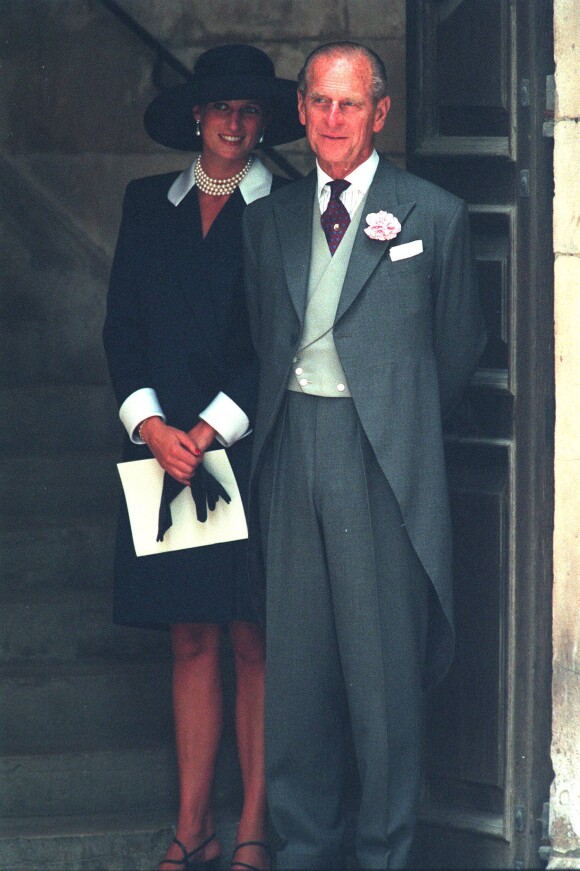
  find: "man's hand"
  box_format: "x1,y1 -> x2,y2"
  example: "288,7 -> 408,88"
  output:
139,416 -> 201,485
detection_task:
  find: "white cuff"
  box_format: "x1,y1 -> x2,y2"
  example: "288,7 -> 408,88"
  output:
199,392 -> 250,447
119,388 -> 166,443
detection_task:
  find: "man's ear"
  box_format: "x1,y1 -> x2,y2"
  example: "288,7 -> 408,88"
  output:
373,96 -> 391,134
297,89 -> 306,127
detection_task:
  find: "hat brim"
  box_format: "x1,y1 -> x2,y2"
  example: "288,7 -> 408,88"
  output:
144,75 -> 305,150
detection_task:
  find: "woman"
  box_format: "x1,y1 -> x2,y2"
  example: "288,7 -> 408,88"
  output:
103,45 -> 303,871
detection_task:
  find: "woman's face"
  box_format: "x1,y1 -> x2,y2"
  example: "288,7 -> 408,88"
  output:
194,100 -> 268,169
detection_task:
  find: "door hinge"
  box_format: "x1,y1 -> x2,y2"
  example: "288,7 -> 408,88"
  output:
543,74 -> 555,138
519,170 -> 530,198
520,78 -> 530,107
540,800 -> 550,839
538,801 -> 551,866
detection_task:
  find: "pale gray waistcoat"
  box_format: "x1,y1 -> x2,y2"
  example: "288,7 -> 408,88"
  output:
288,192 -> 368,397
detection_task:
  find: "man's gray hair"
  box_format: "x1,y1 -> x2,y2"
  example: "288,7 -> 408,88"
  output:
297,42 -> 388,103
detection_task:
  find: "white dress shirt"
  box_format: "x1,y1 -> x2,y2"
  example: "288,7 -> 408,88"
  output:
119,157 -> 273,446
316,149 -> 379,218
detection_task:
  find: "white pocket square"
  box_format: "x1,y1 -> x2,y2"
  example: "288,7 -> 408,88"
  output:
389,239 -> 423,261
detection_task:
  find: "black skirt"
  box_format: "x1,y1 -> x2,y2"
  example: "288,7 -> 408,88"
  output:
113,434 -> 257,628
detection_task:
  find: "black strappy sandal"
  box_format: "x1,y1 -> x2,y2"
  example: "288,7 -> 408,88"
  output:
159,834 -> 219,870
230,839 -> 271,871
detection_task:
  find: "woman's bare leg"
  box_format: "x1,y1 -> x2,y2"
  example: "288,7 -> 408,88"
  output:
159,622 -> 223,869
229,621 -> 269,870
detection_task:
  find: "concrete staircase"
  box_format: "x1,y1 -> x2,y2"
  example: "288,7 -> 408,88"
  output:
0,154 -> 242,869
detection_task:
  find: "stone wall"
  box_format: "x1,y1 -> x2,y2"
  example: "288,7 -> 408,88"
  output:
1,0 -> 406,254
550,0 -> 580,867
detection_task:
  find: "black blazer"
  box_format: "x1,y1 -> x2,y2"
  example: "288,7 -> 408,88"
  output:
103,172 -> 258,460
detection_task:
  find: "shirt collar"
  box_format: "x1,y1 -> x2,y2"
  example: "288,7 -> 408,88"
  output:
167,156 -> 273,206
316,149 -> 379,199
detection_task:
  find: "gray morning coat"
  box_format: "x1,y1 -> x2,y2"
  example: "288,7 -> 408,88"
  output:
242,157 -> 487,685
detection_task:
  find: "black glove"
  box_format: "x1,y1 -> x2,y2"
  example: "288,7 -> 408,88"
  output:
157,473 -> 183,542
190,464 -> 231,523
156,465 -> 231,541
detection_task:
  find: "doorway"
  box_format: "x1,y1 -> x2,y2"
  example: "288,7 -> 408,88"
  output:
406,2 -> 555,867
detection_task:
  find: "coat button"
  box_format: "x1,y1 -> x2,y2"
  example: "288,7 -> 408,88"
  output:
295,367 -> 303,375
337,383 -> 346,392
299,378 -> 308,387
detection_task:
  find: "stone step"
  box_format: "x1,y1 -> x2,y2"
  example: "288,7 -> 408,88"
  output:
0,660 -> 174,753
0,812 -> 173,871
0,806 -> 241,871
0,385 -> 121,453
1,721 -> 241,821
0,318 -> 110,388
0,643 -> 239,753
0,451 -> 121,518
0,745 -> 178,819
0,517 -> 117,597
0,152 -> 112,389
0,319 -> 47,387
0,590 -> 170,664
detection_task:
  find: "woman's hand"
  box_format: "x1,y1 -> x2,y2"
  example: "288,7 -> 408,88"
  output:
188,420 -> 218,457
139,417 -> 202,485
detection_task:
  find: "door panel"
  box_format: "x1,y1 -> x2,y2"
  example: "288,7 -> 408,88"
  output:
434,0 -> 510,136
407,1 -> 554,867
472,209 -> 512,373
412,0 -> 513,157
430,451 -> 508,794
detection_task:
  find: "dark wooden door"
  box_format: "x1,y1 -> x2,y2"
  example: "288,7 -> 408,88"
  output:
406,2 -> 554,868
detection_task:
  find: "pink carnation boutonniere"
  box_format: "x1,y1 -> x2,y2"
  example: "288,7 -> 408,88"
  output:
364,211 -> 402,242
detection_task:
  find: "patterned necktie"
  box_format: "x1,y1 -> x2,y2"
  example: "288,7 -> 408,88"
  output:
320,179 -> 351,255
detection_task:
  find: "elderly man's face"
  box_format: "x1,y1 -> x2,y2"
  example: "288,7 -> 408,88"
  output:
298,52 -> 390,178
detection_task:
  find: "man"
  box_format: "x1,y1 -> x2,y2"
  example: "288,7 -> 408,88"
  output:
242,43 -> 486,870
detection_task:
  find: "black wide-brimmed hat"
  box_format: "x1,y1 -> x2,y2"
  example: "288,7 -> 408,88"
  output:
144,44 -> 304,150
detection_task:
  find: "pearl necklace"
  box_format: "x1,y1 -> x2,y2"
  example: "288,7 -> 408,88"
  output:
194,155 -> 254,196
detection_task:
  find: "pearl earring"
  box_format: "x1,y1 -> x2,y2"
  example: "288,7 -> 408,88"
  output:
195,119 -> 201,137
258,131 -> 264,145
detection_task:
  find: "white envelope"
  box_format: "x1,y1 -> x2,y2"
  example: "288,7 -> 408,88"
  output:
117,450 -> 248,557
389,239 -> 424,261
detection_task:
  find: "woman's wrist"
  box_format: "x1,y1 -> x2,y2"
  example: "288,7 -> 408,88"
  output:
138,415 -> 162,444
189,419 -> 218,452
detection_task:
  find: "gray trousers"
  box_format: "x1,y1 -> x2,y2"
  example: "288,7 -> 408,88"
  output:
258,392 -> 429,870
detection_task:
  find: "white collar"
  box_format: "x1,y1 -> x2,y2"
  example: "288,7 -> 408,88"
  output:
167,156 -> 273,206
316,149 -> 379,199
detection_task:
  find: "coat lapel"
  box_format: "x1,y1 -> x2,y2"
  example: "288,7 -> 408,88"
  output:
335,160 -> 416,323
272,173 -> 317,324
159,185 -> 221,358
161,183 -> 201,313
